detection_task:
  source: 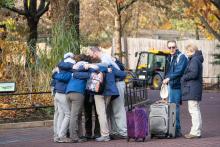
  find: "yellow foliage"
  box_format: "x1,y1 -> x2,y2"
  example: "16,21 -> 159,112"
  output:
160,22 -> 172,30
0,39 -> 53,118
0,103 -> 16,118
183,0 -> 220,40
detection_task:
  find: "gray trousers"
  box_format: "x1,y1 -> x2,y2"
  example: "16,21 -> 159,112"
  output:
53,96 -> 58,138
67,93 -> 84,140
55,92 -> 70,138
110,81 -> 127,136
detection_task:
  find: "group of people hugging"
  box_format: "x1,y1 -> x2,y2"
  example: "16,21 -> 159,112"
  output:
51,46 -> 128,143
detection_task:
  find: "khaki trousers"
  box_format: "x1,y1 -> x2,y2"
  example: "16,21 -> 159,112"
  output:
94,95 -> 111,137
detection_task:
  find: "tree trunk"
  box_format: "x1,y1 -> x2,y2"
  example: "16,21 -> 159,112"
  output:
195,25 -> 200,40
67,0 -> 80,54
51,0 -> 81,54
26,18 -> 39,66
114,13 -> 122,61
51,0 -> 69,25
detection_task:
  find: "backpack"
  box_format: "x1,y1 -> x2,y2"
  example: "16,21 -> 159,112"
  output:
86,72 -> 105,93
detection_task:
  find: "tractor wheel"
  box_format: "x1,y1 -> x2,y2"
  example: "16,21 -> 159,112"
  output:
152,74 -> 163,90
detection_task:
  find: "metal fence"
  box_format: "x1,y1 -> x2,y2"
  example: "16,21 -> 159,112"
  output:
0,77 -> 219,123
125,79 -> 149,108
203,76 -> 220,90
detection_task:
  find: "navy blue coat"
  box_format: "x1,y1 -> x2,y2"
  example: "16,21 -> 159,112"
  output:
165,50 -> 188,89
103,65 -> 127,98
181,50 -> 204,101
52,60 -> 74,93
55,61 -> 91,94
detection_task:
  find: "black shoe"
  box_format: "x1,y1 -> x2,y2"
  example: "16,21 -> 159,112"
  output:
82,135 -> 93,140
110,134 -> 127,140
93,134 -> 101,139
176,132 -> 182,138
72,138 -> 87,143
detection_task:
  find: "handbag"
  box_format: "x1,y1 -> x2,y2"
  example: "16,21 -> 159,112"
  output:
160,83 -> 168,99
86,72 -> 104,93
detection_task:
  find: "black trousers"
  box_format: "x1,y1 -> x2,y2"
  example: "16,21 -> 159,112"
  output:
84,92 -> 100,136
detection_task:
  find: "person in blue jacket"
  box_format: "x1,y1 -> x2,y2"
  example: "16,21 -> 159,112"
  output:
54,55 -> 92,143
163,40 -> 188,137
181,44 -> 203,139
84,62 -> 127,142
52,52 -> 75,143
55,59 -> 126,142
88,46 -> 127,140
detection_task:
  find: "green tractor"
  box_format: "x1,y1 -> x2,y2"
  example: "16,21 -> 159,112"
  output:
126,48 -> 171,89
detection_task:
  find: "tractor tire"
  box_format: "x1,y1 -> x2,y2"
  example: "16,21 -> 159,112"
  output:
152,74 -> 163,90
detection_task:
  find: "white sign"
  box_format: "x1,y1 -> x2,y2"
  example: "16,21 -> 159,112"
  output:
0,82 -> 16,92
138,75 -> 146,79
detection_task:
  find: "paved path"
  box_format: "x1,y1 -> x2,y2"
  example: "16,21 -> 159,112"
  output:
0,90 -> 220,147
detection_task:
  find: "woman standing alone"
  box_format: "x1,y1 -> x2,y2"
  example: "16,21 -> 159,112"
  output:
181,44 -> 203,139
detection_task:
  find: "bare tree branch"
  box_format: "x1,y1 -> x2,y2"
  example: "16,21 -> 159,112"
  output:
36,1 -> 50,18
3,6 -> 26,15
183,0 -> 220,41
24,0 -> 30,16
102,5 -> 115,17
99,0 -> 116,17
199,15 -> 220,41
121,13 -> 132,30
106,0 -> 116,9
211,0 -> 220,10
120,0 -> 138,11
37,0 -> 46,12
214,12 -> 220,21
29,0 -> 37,16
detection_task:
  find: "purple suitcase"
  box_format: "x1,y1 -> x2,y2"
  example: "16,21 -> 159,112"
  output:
126,107 -> 148,141
126,79 -> 148,142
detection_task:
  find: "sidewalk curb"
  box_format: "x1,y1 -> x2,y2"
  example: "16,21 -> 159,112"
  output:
0,120 -> 53,129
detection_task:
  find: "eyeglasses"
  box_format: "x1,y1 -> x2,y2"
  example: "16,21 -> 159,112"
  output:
168,46 -> 176,49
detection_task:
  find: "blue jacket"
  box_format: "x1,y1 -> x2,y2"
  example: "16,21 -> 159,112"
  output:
52,71 -> 71,93
52,60 -> 74,93
181,50 -> 203,101
53,71 -> 91,94
102,65 -> 126,98
165,50 -> 188,89
66,72 -> 91,94
56,61 -> 91,94
86,65 -> 126,97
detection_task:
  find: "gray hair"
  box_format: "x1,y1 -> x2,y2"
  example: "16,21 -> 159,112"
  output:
167,40 -> 177,46
89,46 -> 101,52
185,44 -> 198,52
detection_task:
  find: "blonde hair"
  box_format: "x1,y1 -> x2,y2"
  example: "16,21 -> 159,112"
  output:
185,44 -> 198,52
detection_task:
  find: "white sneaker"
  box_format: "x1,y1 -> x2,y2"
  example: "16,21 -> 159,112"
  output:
95,136 -> 110,142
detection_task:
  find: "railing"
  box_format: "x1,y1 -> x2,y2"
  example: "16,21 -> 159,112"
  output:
0,91 -> 53,111
0,79 -> 149,119
125,79 -> 149,108
203,76 -> 220,90
0,91 -> 54,123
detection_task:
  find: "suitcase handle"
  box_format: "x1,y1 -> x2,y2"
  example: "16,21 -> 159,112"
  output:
126,81 -> 133,111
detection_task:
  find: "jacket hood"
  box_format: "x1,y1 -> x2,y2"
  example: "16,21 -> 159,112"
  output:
192,50 -> 204,63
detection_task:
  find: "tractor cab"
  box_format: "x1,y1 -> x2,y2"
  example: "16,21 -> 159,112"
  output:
134,48 -> 170,89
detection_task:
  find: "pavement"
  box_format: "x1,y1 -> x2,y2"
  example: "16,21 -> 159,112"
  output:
0,90 -> 220,147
